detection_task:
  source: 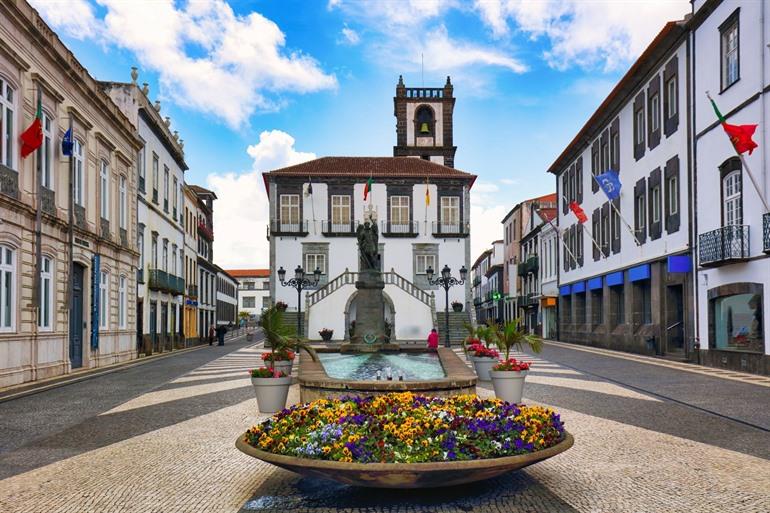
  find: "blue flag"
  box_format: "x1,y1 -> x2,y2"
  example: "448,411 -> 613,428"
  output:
596,170 -> 621,200
62,128 -> 73,157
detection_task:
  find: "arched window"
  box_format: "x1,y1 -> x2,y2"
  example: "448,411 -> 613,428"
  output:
0,245 -> 15,331
119,174 -> 127,229
118,275 -> 126,329
100,160 -> 110,220
73,139 -> 84,206
39,256 -> 53,330
721,158 -> 742,226
99,270 -> 109,330
415,105 -> 434,136
0,78 -> 15,170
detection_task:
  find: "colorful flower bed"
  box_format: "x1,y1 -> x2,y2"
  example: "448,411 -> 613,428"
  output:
243,392 -> 564,464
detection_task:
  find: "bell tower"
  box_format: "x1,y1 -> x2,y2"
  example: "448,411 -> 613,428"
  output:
393,75 -> 457,167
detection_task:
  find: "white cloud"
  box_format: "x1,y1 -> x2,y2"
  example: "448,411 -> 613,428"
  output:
340,25 -> 360,45
32,0 -> 336,128
471,204 -> 507,260
329,0 -> 450,28
208,130 -> 316,268
29,0 -> 99,39
419,25 -> 527,74
500,178 -> 519,185
474,0 -> 690,71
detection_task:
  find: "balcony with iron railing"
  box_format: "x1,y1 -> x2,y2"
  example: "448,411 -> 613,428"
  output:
138,175 -> 145,194
322,220 -> 359,236
187,284 -> 198,298
432,221 -> 469,238
198,218 -> 214,240
698,225 -> 750,267
764,213 -> 770,253
269,219 -> 308,236
517,255 -> 539,276
148,269 -> 185,295
381,220 -> 419,237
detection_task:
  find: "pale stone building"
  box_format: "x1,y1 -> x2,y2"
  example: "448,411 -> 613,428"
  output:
226,269 -> 270,321
182,183 -> 200,343
0,0 -> 141,387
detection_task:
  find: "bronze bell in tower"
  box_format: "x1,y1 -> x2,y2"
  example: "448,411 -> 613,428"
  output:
420,122 -> 430,134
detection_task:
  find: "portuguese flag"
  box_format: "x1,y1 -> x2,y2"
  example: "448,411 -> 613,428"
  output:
363,176 -> 373,200
709,95 -> 758,155
20,91 -> 43,159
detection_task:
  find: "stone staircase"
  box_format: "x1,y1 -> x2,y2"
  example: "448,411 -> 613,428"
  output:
436,310 -> 471,346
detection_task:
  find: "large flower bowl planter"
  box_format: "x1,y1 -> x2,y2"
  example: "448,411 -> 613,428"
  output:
251,376 -> 292,413
470,356 -> 497,381
490,370 -> 528,404
235,432 -> 573,488
268,359 -> 293,377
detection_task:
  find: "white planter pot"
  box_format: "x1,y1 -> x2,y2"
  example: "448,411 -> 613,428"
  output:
470,356 -> 498,381
489,370 -> 528,404
251,376 -> 292,413
267,359 -> 294,376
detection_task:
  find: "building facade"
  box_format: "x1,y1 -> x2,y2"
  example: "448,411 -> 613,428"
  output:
0,0 -> 142,387
215,268 -> 238,326
518,207 -> 557,334
539,213 -> 559,339
471,241 -> 504,325
501,193 -> 557,323
183,184 -> 199,343
227,269 -> 270,321
691,0 -> 770,374
102,72 -> 187,354
551,20 -> 693,358
190,185 -> 217,340
265,157 -> 475,342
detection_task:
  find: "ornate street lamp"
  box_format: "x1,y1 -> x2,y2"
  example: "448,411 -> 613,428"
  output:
276,265 -> 321,337
426,264 -> 467,347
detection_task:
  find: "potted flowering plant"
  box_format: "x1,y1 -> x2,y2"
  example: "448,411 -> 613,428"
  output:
451,300 -> 463,312
248,367 -> 291,413
319,328 -> 334,342
254,306 -> 318,413
489,318 -> 543,404
275,301 -> 288,312
262,347 -> 295,375
466,342 -> 500,381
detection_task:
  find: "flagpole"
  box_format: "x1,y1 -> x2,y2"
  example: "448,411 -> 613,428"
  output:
706,90 -> 770,213
591,173 -> 642,246
563,197 -> 604,259
535,207 -> 577,265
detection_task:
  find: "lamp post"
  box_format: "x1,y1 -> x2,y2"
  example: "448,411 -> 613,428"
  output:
426,264 -> 467,347
277,265 -> 321,338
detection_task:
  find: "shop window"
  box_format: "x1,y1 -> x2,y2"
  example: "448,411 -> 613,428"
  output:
712,293 -> 763,352
591,289 -> 603,325
610,284 -> 624,326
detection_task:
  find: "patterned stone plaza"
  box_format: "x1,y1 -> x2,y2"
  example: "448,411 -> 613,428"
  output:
0,333 -> 768,513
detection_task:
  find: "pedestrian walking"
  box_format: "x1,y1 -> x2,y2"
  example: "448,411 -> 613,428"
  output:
216,324 -> 227,346
427,328 -> 439,350
208,325 -> 215,346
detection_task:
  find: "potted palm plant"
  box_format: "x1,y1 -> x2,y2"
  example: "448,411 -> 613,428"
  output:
319,328 -> 334,342
451,300 -> 464,312
489,318 -> 543,404
254,306 -> 318,413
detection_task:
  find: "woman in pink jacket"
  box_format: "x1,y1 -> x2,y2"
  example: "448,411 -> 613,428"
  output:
427,328 -> 439,349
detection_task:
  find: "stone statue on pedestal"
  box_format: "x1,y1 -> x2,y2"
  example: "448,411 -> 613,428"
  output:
356,221 -> 379,271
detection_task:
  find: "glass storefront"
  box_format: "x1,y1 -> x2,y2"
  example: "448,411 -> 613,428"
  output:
713,293 -> 763,352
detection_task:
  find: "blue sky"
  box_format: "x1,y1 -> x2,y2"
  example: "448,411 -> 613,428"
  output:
33,0 -> 691,267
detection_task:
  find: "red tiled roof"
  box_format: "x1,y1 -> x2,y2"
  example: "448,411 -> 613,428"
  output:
537,207 -> 557,223
262,157 -> 476,192
225,269 -> 270,278
188,184 -> 218,199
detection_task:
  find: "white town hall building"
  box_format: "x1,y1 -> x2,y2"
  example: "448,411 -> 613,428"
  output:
264,77 -> 476,342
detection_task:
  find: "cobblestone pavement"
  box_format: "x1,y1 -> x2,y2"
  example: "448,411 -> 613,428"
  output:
0,341 -> 768,513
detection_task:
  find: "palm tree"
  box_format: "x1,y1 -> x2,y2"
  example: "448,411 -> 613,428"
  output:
493,318 -> 542,361
258,306 -> 318,364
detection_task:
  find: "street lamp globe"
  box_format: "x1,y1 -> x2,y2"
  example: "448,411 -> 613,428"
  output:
426,266 -> 434,281
277,266 -> 286,283
441,265 -> 451,280
459,265 -> 468,281
295,265 -> 305,281
313,266 -> 322,283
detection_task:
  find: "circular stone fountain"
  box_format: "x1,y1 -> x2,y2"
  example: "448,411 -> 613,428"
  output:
298,347 -> 477,403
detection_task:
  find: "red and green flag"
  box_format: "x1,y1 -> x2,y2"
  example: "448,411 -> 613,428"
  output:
363,176 -> 373,200
709,95 -> 758,155
569,201 -> 588,224
20,91 -> 43,159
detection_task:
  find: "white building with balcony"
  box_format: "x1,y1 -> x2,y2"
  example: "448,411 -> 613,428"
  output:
103,72 -> 187,354
691,0 -> 770,374
227,269 -> 270,321
265,157 -> 475,342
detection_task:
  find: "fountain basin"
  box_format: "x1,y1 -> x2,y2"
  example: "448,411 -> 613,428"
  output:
235,432 -> 573,488
299,347 -> 476,402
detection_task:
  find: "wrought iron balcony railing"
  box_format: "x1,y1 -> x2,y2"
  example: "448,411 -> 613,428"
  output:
148,269 -> 185,295
517,255 -> 539,276
269,219 -> 308,236
198,219 -> 214,240
381,220 -> 418,236
432,221 -> 469,237
698,225 -> 750,267
138,175 -> 146,194
764,214 -> 770,253
321,220 -> 359,235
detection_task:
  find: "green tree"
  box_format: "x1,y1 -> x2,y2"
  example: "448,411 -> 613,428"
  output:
258,305 -> 318,364
493,318 -> 542,360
